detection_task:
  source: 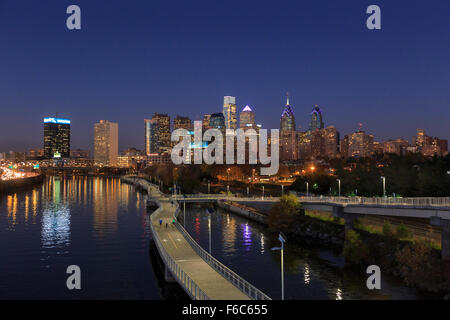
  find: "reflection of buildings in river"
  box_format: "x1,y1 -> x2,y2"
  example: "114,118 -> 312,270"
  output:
41,204 -> 71,248
24,194 -> 29,221
6,193 -> 18,224
41,175 -> 71,248
303,263 -> 311,285
92,177 -> 118,235
260,233 -> 265,254
335,288 -> 343,300
221,213 -> 237,251
241,223 -> 253,251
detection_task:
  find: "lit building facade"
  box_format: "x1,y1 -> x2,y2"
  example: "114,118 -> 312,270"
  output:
43,117 -> 71,159
341,130 -> 374,158
94,120 -> 118,166
310,105 -> 324,131
145,119 -> 159,156
239,105 -> 256,130
223,96 -> 237,129
151,113 -> 171,154
280,96 -> 297,162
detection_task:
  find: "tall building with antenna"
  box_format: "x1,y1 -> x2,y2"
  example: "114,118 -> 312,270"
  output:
280,94 -> 298,162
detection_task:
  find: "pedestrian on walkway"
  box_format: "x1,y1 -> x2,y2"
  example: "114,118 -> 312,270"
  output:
159,219 -> 162,227
165,222 -> 168,228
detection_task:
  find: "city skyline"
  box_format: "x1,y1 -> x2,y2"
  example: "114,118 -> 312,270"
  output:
1,96 -> 449,156
1,1 -> 450,152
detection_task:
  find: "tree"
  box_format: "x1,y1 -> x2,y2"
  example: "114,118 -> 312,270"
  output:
267,194 -> 301,233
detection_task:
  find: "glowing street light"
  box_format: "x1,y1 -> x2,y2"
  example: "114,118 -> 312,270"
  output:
271,232 -> 287,300
336,179 -> 341,197
305,181 -> 309,196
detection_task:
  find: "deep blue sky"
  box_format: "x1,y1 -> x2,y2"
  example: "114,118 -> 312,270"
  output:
1,0 -> 449,152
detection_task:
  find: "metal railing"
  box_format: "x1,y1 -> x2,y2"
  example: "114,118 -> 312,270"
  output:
173,205 -> 271,300
299,196 -> 450,208
150,209 -> 209,300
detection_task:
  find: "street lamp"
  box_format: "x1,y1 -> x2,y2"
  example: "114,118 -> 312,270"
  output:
281,184 -> 284,196
271,232 -> 287,300
381,176 -> 386,198
305,181 -> 309,196
336,179 -> 341,197
262,186 -> 265,200
208,180 -> 210,194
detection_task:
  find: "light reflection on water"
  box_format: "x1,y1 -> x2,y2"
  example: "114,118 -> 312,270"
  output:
0,176 -> 160,299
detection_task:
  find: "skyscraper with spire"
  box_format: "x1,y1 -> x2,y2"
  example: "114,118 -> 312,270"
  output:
280,94 -> 298,162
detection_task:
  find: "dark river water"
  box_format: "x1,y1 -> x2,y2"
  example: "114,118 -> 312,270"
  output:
0,176 -> 422,299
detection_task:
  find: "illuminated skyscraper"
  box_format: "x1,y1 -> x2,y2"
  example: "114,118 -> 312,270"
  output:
223,96 -> 237,129
174,115 -> 192,131
151,113 -> 171,154
144,119 -> 159,155
239,105 -> 256,130
43,117 -> 71,159
280,96 -> 297,162
202,114 -> 211,131
209,112 -> 226,133
310,105 -> 324,131
94,120 -> 118,166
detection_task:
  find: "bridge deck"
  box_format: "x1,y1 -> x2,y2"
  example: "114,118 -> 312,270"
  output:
149,188 -> 250,300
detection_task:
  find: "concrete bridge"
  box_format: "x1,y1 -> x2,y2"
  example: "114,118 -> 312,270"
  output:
121,176 -> 271,300
173,193 -> 450,259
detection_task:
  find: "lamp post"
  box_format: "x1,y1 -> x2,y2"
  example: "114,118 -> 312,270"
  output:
305,181 -> 309,196
271,232 -> 287,300
381,176 -> 386,198
281,184 -> 284,196
262,186 -> 265,200
208,180 -> 210,194
247,186 -> 249,197
336,179 -> 341,197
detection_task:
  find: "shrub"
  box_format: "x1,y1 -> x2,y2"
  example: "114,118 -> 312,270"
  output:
395,240 -> 446,292
396,224 -> 412,239
343,230 -> 369,266
382,221 -> 394,238
267,194 -> 301,233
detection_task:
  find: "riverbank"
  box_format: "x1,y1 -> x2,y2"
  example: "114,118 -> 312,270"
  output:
0,174 -> 44,194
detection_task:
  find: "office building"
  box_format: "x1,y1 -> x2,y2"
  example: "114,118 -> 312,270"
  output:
223,96 -> 237,129
43,117 -> 71,159
94,120 -> 119,166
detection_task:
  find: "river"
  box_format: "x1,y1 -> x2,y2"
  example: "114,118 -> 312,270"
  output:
0,176 -> 423,299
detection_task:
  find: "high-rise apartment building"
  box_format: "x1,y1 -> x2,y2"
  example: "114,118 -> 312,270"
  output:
341,130 -> 374,158
202,114 -> 211,131
43,117 -> 71,159
298,126 -> 339,159
94,120 -> 119,166
151,113 -> 171,154
174,115 -> 192,131
145,119 -> 159,155
223,96 -> 237,129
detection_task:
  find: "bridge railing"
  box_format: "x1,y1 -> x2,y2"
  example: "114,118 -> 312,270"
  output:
299,196 -> 450,207
173,205 -> 271,300
149,206 -> 209,300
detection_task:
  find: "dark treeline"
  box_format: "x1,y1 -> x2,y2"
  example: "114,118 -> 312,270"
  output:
290,153 -> 450,197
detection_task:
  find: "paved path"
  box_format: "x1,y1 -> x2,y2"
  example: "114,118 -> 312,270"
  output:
148,186 -> 250,300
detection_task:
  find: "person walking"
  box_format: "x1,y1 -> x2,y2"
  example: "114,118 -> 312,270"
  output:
159,219 -> 162,227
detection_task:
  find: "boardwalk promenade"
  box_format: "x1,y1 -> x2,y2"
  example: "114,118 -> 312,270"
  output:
121,176 -> 270,300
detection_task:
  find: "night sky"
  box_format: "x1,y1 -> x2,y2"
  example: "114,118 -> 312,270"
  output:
1,0 -> 449,152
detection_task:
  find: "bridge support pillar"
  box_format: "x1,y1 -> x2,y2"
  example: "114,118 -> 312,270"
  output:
164,265 -> 176,283
441,220 -> 450,261
430,217 -> 450,261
